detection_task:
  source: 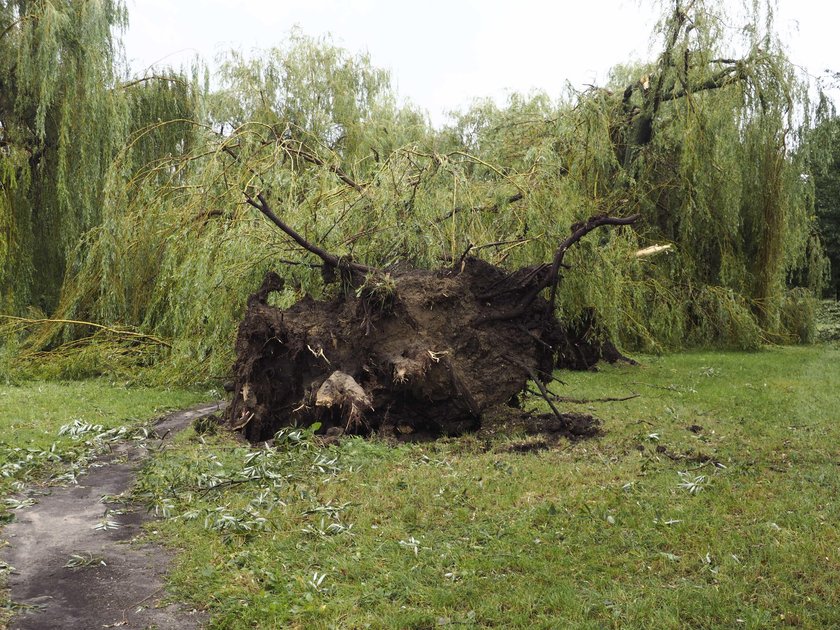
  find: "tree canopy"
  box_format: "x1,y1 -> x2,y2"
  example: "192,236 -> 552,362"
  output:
1,0 -> 833,383
1,0 -> 126,312
810,110 -> 840,297
0,0 -> 197,316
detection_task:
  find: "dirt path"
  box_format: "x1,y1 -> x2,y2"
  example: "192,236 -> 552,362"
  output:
2,403 -> 223,629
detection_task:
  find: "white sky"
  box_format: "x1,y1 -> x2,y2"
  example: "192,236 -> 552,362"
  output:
123,1 -> 838,127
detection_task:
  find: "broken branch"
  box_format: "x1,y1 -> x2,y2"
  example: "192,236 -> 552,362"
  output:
244,192 -> 374,275
544,213 -> 640,316
526,388 -> 641,404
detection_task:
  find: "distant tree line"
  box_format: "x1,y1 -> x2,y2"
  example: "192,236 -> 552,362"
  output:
810,111 -> 840,298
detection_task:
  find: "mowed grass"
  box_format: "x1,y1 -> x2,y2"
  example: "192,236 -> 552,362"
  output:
0,379 -> 210,624
132,343 -> 840,629
0,380 -> 209,496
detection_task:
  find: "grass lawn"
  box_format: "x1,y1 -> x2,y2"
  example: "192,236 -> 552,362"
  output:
0,380 -> 210,498
0,379 -> 211,624
127,343 -> 840,629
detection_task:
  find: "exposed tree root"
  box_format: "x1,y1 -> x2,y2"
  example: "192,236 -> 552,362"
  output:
226,205 -> 639,442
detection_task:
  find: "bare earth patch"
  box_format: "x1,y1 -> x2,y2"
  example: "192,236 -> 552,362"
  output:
1,403 -> 222,629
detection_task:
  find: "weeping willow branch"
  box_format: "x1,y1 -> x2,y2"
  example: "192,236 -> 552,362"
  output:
277,137 -> 365,192
219,133 -> 375,276
0,316 -> 172,348
616,2 -> 755,170
438,192 -> 524,222
0,14 -> 33,41
221,133 -> 366,193
544,213 -> 642,316
119,75 -> 187,90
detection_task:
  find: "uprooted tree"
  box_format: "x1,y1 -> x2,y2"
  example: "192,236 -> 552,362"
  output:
4,1 -> 828,395
226,190 -> 639,441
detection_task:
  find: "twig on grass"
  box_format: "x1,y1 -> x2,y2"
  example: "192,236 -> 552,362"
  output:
525,388 -> 640,404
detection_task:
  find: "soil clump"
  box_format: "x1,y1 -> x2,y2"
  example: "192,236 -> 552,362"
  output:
227,258 -> 629,443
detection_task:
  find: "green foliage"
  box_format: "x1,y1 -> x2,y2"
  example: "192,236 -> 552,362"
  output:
135,346 -> 840,627
809,114 -> 840,297
816,299 -> 840,341
29,32 -> 439,382
0,0 -> 127,312
0,1 -> 198,316
600,0 -> 823,339
3,1 -> 830,383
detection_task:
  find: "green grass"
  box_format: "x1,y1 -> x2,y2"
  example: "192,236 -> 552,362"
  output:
0,380 -> 210,497
0,378 -> 211,624
129,344 -> 840,629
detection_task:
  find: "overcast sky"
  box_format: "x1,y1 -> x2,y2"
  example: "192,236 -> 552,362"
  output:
123,0 -> 838,126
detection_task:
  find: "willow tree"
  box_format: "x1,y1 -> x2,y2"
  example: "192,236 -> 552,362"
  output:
0,0 -> 130,313
809,111 -> 840,297
12,2 -> 827,384
0,1 -> 198,318
604,0 -> 824,341
441,0 -> 825,348
21,32 -> 433,382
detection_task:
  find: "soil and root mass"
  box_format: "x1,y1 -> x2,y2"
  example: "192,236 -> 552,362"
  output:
227,194 -> 638,442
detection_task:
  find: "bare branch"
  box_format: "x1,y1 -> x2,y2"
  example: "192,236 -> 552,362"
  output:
478,213 -> 641,324
504,356 -> 566,423
526,388 -> 641,404
545,214 -> 641,316
472,237 -> 533,252
244,193 -> 373,275
219,141 -> 374,276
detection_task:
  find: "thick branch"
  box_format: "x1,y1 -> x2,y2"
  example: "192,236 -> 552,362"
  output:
660,64 -> 743,102
620,60 -> 745,168
0,14 -> 33,41
220,142 -> 374,276
478,213 -> 640,324
545,214 -> 641,315
244,193 -> 373,275
616,1 -> 747,167
623,62 -> 744,113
